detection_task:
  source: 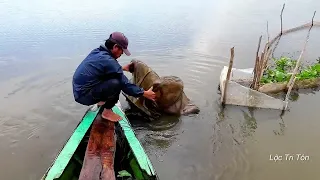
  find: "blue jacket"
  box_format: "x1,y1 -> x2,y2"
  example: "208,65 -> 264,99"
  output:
72,45 -> 144,101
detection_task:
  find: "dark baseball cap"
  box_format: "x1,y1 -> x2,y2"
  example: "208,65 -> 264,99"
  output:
108,32 -> 131,56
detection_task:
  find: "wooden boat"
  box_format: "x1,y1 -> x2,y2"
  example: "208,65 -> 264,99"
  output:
41,101 -> 159,180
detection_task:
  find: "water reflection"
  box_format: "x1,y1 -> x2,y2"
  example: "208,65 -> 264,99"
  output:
240,109 -> 257,138
273,116 -> 286,136
289,91 -> 300,101
125,110 -> 181,164
144,131 -> 178,150
123,99 -> 181,153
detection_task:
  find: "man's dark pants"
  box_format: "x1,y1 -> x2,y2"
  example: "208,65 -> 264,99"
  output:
76,79 -> 121,109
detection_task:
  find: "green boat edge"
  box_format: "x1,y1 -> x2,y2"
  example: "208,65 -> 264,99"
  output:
41,101 -> 158,180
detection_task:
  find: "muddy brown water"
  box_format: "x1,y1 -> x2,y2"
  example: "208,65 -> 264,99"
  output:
1,0 -> 320,179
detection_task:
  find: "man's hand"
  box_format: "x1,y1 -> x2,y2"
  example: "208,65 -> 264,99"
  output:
122,63 -> 132,72
143,87 -> 156,101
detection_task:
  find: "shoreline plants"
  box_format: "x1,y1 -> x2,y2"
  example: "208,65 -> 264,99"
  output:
260,56 -> 320,84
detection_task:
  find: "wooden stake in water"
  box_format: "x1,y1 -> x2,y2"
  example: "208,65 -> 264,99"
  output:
287,11 -> 316,88
251,35 -> 262,90
280,3 -> 285,35
222,47 -> 235,105
284,77 -> 296,110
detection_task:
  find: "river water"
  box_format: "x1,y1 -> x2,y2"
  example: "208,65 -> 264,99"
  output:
1,0 -> 320,179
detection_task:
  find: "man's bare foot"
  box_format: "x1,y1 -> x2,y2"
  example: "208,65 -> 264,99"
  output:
101,109 -> 122,122
97,101 -> 105,106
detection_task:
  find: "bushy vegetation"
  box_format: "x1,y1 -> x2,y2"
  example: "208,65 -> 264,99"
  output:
260,56 -> 320,84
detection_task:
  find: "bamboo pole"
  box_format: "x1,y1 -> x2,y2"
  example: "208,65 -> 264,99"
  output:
251,36 -> 262,90
256,22 -> 271,82
287,11 -> 316,88
284,77 -> 296,110
258,51 -> 265,87
280,3 -> 285,35
222,47 -> 235,105
259,45 -> 272,81
261,23 -> 269,66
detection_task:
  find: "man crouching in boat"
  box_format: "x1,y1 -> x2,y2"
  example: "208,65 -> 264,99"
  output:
72,32 -> 156,122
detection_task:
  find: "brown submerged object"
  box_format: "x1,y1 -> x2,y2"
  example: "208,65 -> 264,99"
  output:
124,59 -> 200,120
79,115 -> 116,180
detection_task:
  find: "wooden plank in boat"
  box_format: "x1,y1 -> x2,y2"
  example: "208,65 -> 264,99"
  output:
79,114 -> 116,180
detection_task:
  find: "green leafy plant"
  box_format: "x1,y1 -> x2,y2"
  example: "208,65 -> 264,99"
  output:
260,56 -> 320,84
274,56 -> 296,72
295,63 -> 320,80
117,170 -> 132,178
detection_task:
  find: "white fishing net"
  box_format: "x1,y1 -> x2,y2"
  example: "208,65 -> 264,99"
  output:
220,66 -> 287,110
